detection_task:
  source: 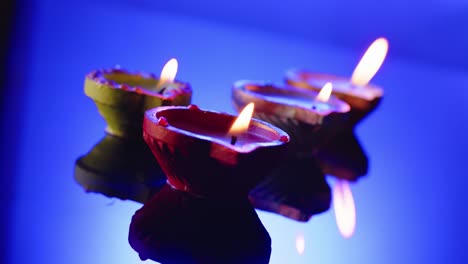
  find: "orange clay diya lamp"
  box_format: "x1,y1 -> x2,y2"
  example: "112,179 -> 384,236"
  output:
128,104 -> 289,264
232,81 -> 350,221
285,38 -> 388,127
285,38 -> 389,182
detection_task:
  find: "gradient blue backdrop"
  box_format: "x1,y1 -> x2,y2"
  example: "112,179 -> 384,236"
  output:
2,0 -> 467,263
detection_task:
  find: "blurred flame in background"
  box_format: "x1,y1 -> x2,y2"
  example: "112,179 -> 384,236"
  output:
316,82 -> 333,102
351,37 -> 389,86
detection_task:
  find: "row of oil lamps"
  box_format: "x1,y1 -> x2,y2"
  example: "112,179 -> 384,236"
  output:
74,37 -> 389,264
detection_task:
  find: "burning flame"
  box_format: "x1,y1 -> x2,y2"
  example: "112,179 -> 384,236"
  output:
333,180 -> 356,239
159,58 -> 178,87
229,103 -> 255,136
296,233 -> 305,255
351,37 -> 389,86
315,82 -> 333,102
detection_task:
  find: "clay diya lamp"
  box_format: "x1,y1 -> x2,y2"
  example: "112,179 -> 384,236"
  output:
232,81 -> 350,154
232,81 -> 350,221
285,37 -> 388,126
128,104 -> 289,264
84,59 -> 191,138
76,59 -> 192,202
284,38 -> 388,181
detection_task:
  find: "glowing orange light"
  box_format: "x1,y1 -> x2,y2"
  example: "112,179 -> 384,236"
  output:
229,103 -> 255,136
158,58 -> 178,88
296,233 -> 305,255
333,180 -> 356,238
315,82 -> 333,102
351,37 -> 389,86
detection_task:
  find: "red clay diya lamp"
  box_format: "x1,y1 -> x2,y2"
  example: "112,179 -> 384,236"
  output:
285,37 -> 388,126
84,58 -> 192,138
76,59 -> 192,202
128,104 -> 289,264
232,81 -> 350,221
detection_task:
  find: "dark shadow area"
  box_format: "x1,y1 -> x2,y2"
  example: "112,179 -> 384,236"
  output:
129,184 -> 271,264
249,130 -> 368,222
250,156 -> 331,222
0,0 -> 27,262
74,133 -> 166,203
316,130 -> 369,181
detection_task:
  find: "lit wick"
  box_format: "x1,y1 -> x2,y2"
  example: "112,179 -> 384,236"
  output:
156,58 -> 178,92
228,103 -> 255,146
230,136 -> 238,145
158,87 -> 166,94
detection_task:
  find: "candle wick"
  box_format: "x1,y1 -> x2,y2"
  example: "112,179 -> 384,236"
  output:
155,79 -> 165,92
155,79 -> 168,93
158,87 -> 166,94
230,136 -> 238,145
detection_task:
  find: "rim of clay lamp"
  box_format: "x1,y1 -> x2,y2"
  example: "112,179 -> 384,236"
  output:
232,80 -> 350,126
143,105 -> 290,197
143,105 -> 289,155
84,68 -> 192,111
84,67 -> 192,137
284,68 -> 383,101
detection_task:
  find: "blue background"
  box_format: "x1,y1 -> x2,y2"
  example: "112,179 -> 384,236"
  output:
2,0 -> 467,263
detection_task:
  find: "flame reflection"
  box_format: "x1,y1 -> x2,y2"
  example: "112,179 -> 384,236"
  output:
296,233 -> 305,255
333,180 -> 356,238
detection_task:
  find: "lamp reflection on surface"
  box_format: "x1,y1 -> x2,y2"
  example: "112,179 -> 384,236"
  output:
333,180 -> 357,239
296,233 -> 305,256
74,133 -> 165,203
128,105 -> 289,264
